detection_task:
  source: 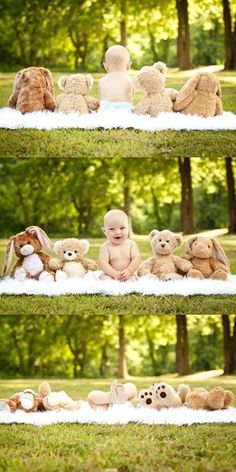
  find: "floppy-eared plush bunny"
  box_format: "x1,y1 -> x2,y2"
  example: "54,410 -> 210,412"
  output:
3,226 -> 54,282
174,71 -> 223,117
8,67 -> 56,114
56,73 -> 99,114
134,61 -> 178,117
182,236 -> 230,280
48,238 -> 97,281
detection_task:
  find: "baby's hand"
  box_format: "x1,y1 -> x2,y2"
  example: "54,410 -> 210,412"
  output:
113,270 -> 123,280
120,269 -> 132,281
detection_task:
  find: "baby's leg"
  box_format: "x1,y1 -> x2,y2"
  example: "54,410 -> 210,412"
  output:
87,390 -> 110,410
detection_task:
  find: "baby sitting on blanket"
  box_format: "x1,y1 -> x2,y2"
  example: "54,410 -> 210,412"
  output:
99,209 -> 141,281
99,45 -> 134,113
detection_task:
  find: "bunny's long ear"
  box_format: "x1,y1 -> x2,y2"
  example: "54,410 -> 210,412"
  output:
212,238 -> 230,267
216,80 -> 222,98
174,73 -> 201,112
185,236 -> 197,254
40,68 -> 54,95
26,226 -> 52,250
80,239 -> 90,254
3,236 -> 15,275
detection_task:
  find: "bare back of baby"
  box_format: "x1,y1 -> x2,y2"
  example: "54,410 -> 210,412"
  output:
99,72 -> 134,102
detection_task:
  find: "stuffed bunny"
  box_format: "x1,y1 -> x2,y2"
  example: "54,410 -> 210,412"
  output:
174,71 -> 223,117
87,380 -> 138,410
183,236 -> 230,280
134,61 -> 178,117
56,73 -> 99,114
2,226 -> 54,282
8,67 -> 56,114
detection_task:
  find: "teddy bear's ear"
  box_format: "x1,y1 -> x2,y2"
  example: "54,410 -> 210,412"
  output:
211,238 -> 230,267
2,236 -> 15,275
85,75 -> 93,89
149,229 -> 159,241
53,240 -> 63,254
58,75 -> 68,90
175,233 -> 183,247
80,239 -> 90,254
185,237 -> 197,254
154,61 -> 167,75
174,73 -> 201,112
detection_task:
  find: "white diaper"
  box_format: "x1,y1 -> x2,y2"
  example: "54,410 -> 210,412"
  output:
100,101 -> 132,113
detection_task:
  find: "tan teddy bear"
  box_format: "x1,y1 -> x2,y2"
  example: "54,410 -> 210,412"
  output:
182,236 -> 230,280
174,71 -> 223,117
138,382 -> 189,409
137,229 -> 192,280
56,73 -> 99,114
179,385 -> 235,410
8,67 -> 56,114
134,62 -> 178,117
49,238 -> 97,281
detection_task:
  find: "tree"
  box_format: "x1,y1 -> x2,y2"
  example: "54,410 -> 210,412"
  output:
178,157 -> 195,234
176,315 -> 190,375
117,316 -> 128,378
176,0 -> 191,69
225,157 -> 236,232
222,315 -> 236,373
222,0 -> 236,69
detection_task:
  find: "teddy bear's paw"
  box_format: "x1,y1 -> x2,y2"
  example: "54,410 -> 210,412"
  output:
14,267 -> 27,281
55,270 -> 68,281
164,273 -> 182,281
187,269 -> 204,279
39,271 -> 54,283
138,389 -> 156,408
210,270 -> 228,281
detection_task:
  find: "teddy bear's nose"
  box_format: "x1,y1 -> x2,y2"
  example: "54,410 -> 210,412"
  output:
146,398 -> 152,405
68,252 -> 72,256
160,392 -> 166,398
161,243 -> 166,248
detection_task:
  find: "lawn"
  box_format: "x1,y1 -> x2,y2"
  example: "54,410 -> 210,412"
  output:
0,373 -> 236,472
0,66 -> 235,158
0,229 -> 236,315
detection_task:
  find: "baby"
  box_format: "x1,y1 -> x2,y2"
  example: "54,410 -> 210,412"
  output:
99,45 -> 134,112
99,209 -> 141,281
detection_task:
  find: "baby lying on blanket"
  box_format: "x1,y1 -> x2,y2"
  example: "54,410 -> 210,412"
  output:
99,45 -> 134,112
87,380 -> 138,410
99,209 -> 141,281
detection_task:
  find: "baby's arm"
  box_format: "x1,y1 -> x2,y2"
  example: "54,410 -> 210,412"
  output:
99,244 -> 122,280
120,241 -> 141,281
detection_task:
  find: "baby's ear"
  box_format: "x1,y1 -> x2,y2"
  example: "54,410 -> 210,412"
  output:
86,74 -> 93,89
58,75 -> 68,90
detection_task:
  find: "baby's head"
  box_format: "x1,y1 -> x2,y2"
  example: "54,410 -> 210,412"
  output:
103,209 -> 129,245
104,45 -> 131,73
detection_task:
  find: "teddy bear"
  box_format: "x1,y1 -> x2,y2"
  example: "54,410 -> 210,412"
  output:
182,236 -> 230,280
8,67 -> 56,114
56,73 -> 99,114
48,238 -> 97,281
87,380 -> 138,410
2,226 -> 54,282
138,382 -> 190,409
174,71 -> 223,117
134,61 -> 178,117
137,229 -> 192,281
138,386 -> 157,408
178,385 -> 235,410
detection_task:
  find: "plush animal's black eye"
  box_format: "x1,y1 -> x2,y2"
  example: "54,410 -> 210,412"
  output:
63,251 -> 66,254
20,244 -> 23,248
150,392 -> 152,395
162,385 -> 165,388
166,240 -> 169,243
27,241 -> 31,244
75,250 -> 77,253
141,395 -> 144,398
158,386 -> 160,390
208,245 -> 211,248
159,238 -> 162,242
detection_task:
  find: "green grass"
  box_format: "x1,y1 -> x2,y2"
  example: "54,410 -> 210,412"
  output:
0,374 -> 236,472
0,229 -> 236,315
0,66 -> 235,157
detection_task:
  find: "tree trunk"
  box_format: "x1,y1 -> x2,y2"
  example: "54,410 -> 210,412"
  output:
225,157 -> 236,233
120,0 -> 127,46
222,315 -> 236,374
100,344 -> 108,376
117,316 -> 128,378
176,315 -> 190,375
123,166 -> 133,235
222,0 -> 236,70
178,157 -> 195,234
176,0 -> 191,69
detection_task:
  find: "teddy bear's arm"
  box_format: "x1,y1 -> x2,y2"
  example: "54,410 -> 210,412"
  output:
85,96 -> 100,111
137,257 -> 154,276
209,257 -> 229,272
38,252 -> 52,271
83,258 -> 97,271
215,96 -> 223,116
173,255 -> 192,273
8,91 -> 19,108
181,252 -> 193,261
166,88 -> 178,102
48,257 -> 64,271
10,258 -> 24,277
134,96 -> 151,115
56,93 -> 64,110
44,90 -> 56,111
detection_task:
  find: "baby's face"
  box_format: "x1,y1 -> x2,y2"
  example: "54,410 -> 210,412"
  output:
103,215 -> 129,245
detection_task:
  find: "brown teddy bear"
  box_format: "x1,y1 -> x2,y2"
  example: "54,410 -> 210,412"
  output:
2,226 -> 54,282
174,71 -> 223,117
182,236 -> 230,280
8,67 -> 56,114
56,73 -> 99,114
49,238 -> 97,281
138,382 -> 189,409
134,62 -> 178,117
87,380 -> 138,410
179,385 -> 235,410
137,229 -> 192,280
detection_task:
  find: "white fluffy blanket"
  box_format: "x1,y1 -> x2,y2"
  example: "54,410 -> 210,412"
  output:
1,403 -> 236,426
0,274 -> 236,296
0,108 -> 236,130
